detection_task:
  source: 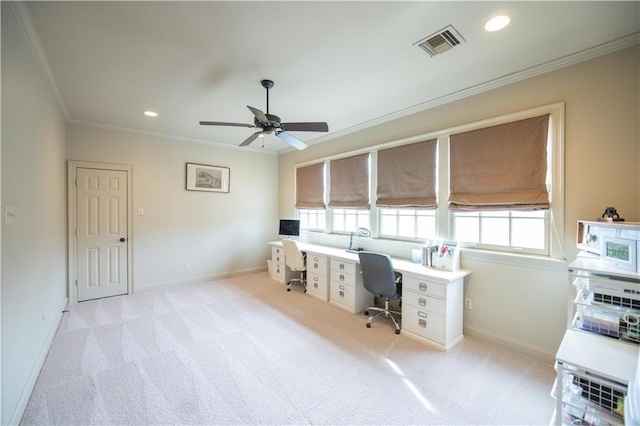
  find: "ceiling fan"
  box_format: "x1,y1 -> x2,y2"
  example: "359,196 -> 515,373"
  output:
199,79 -> 329,150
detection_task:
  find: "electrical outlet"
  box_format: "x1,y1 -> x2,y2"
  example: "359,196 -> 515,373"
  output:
464,298 -> 472,310
184,262 -> 189,270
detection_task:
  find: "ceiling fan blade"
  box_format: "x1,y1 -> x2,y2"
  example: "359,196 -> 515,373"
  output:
281,122 -> 329,132
199,121 -> 255,128
276,131 -> 308,150
247,106 -> 269,124
239,131 -> 263,147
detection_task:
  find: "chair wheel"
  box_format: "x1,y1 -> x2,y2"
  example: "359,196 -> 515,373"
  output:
395,329 -> 400,335
366,323 -> 371,328
287,288 -> 291,291
364,311 -> 369,315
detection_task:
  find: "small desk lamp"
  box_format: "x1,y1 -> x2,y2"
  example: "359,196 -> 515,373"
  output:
346,227 -> 371,253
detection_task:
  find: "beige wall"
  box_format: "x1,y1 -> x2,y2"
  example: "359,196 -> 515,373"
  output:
1,4 -> 68,424
278,46 -> 640,362
67,125 -> 279,293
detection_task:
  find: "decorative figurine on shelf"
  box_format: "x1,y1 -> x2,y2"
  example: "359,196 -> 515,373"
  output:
597,206 -> 624,222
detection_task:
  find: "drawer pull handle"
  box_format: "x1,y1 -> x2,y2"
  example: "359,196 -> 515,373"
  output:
339,285 -> 345,290
276,268 -> 280,273
418,311 -> 428,319
314,277 -> 319,282
419,283 -> 427,292
314,283 -> 318,289
419,319 -> 427,328
339,264 -> 345,270
419,298 -> 426,307
339,274 -> 345,281
314,257 -> 319,262
314,263 -> 318,269
339,291 -> 345,297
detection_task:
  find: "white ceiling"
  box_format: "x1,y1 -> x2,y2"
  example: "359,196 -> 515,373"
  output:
20,1 -> 640,153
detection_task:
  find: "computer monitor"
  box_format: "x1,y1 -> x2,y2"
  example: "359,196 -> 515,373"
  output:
279,219 -> 300,237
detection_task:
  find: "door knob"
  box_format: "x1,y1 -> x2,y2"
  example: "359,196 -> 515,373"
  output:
120,237 -> 126,242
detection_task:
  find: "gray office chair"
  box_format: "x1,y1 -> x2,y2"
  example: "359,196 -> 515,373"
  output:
282,239 -> 307,292
358,251 -> 402,334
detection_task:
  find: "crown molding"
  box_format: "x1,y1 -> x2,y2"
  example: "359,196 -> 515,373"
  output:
303,32 -> 640,150
67,119 -> 278,155
10,1 -> 70,120
11,0 -> 637,155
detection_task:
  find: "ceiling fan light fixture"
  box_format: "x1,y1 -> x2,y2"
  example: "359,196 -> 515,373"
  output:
144,110 -> 158,117
485,15 -> 511,32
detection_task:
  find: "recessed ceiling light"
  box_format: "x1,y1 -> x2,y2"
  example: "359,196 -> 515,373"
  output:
144,111 -> 158,117
485,15 -> 511,32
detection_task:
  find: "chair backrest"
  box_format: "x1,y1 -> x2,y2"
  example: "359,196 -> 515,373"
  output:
358,251 -> 399,299
282,239 -> 306,271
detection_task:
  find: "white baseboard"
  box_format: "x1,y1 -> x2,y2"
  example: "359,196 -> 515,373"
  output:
135,266 -> 268,293
9,296 -> 68,426
463,323 -> 556,365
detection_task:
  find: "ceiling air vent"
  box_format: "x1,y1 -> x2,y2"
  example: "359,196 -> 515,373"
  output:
414,25 -> 466,58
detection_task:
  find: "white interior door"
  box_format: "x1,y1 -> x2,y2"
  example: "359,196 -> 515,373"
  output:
76,168 -> 128,302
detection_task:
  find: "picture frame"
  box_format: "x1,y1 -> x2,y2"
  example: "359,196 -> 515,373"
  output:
186,163 -> 230,193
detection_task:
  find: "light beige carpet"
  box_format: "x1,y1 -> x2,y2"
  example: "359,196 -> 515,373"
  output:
21,272 -> 555,425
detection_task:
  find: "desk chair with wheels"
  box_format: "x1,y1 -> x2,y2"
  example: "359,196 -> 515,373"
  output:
282,239 -> 307,292
358,251 -> 402,334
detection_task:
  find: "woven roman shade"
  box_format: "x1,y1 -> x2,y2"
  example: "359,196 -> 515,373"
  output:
295,163 -> 325,209
328,153 -> 369,209
376,139 -> 437,208
449,114 -> 550,211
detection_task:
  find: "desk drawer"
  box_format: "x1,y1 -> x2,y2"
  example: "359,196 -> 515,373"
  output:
403,291 -> 445,315
307,272 -> 329,300
272,247 -> 284,264
330,280 -> 355,308
331,269 -> 355,286
403,275 -> 445,299
273,262 -> 285,281
331,259 -> 356,276
308,254 -> 327,276
402,304 -> 445,344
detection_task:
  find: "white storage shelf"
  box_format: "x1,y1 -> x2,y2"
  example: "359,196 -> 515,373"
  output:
570,270 -> 640,345
553,329 -> 638,426
553,245 -> 640,426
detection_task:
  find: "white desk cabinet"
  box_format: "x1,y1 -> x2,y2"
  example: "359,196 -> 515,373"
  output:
401,272 -> 464,350
270,246 -> 294,284
329,259 -> 373,314
306,252 -> 329,301
268,241 -> 471,351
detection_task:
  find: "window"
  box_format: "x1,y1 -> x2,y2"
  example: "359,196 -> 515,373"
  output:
449,112 -> 556,254
294,103 -> 563,258
380,208 -> 436,240
298,209 -> 326,231
454,210 -> 546,252
328,153 -> 370,234
332,209 -> 370,233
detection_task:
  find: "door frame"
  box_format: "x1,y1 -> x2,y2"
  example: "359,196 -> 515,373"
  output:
68,161 -> 133,303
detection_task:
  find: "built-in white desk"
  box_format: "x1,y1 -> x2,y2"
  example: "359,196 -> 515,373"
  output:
268,241 -> 471,351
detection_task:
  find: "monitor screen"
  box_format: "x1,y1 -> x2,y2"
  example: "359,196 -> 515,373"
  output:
279,219 -> 300,237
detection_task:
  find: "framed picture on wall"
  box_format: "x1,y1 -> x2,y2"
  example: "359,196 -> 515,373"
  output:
186,163 -> 230,193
